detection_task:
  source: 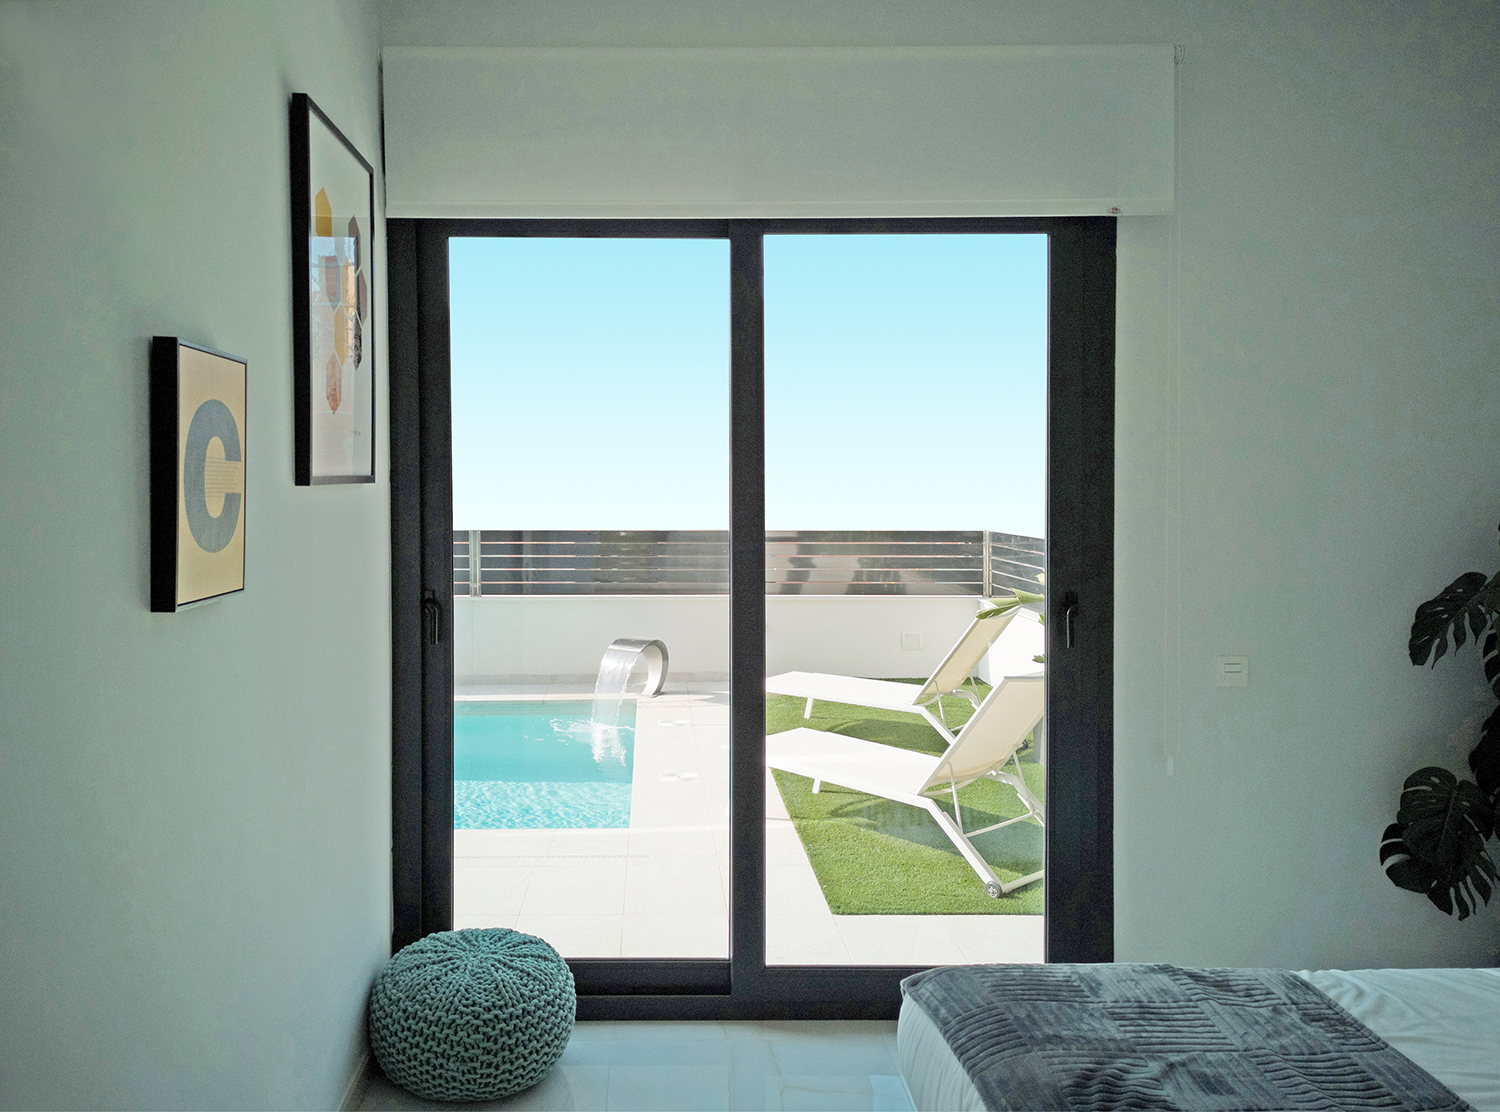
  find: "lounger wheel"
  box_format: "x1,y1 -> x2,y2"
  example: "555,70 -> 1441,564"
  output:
984,882 -> 1001,898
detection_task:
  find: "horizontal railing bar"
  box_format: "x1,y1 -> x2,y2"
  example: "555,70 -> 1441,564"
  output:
764,530 -> 984,542
473,530 -> 729,542
478,546 -> 733,558
466,528 -> 988,540
474,585 -> 983,595
474,542 -> 983,553
763,546 -> 983,558
453,529 -> 1043,597
465,533 -> 991,546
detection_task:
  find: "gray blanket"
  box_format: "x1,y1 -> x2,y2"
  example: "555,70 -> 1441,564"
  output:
901,963 -> 1470,1111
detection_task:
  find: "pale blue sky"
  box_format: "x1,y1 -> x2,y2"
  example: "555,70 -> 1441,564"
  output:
450,234 -> 1046,534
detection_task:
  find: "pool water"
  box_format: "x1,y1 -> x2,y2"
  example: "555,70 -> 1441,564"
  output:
453,700 -> 635,829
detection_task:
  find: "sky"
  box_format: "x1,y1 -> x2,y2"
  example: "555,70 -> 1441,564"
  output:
449,233 -> 1047,535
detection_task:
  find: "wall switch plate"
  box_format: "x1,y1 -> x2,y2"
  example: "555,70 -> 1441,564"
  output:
901,632 -> 923,651
1216,656 -> 1248,686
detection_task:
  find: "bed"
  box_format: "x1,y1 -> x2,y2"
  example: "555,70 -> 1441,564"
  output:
897,964 -> 1500,1111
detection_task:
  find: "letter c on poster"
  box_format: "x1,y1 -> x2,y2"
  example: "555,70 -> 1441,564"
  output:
182,399 -> 241,553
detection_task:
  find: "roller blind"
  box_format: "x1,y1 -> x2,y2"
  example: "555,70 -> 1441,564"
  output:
382,45 -> 1174,218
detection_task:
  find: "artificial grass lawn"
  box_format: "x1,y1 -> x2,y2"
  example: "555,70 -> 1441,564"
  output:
767,683 -> 1044,915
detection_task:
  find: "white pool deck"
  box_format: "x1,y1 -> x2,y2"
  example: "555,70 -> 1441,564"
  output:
453,681 -> 1043,965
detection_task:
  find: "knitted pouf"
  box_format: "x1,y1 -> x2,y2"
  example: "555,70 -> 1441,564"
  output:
369,928 -> 575,1102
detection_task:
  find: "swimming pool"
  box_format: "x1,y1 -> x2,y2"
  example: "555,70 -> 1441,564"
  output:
453,700 -> 635,829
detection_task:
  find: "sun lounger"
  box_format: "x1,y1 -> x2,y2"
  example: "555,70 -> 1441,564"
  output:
766,605 -> 1043,739
766,673 -> 1046,896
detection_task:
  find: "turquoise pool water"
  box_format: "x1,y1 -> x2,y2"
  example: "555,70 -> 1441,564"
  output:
453,700 -> 635,829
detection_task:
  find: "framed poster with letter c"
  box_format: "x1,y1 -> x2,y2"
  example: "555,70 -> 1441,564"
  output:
150,337 -> 247,612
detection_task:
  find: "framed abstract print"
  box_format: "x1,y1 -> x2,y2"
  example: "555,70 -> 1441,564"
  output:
150,337 -> 248,612
290,92 -> 375,485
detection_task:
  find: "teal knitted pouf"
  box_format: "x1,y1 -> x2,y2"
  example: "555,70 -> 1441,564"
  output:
369,928 -> 575,1102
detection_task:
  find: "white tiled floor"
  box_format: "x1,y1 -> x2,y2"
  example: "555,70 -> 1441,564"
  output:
357,1020 -> 916,1112
453,681 -> 1042,966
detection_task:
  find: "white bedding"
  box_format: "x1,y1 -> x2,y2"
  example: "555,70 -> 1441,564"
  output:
897,967 -> 1500,1112
1299,968 -> 1500,1112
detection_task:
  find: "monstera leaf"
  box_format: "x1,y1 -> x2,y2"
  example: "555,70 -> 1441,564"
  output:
1471,707 -> 1500,820
1484,629 -> 1500,701
1409,572 -> 1494,668
1379,766 -> 1497,919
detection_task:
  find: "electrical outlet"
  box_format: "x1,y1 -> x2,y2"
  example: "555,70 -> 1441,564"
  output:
1216,656 -> 1248,687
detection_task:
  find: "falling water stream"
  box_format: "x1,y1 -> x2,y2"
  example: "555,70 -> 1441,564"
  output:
589,642 -> 639,767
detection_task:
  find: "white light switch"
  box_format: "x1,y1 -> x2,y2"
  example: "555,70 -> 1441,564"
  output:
901,632 -> 923,651
1216,656 -> 1248,687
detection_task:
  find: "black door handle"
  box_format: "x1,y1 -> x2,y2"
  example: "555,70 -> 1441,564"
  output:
422,591 -> 443,645
1060,592 -> 1079,649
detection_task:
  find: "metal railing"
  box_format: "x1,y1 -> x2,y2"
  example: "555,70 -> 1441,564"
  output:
454,530 -> 1044,597
986,531 -> 1047,596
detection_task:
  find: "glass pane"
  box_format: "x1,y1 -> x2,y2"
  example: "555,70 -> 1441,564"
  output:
764,234 -> 1048,965
450,238 -> 731,959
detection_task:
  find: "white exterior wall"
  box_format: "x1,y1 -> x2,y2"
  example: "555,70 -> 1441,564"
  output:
456,594 -> 995,681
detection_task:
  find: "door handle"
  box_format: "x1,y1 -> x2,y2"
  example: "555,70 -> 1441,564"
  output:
422,591 -> 443,646
1061,593 -> 1079,649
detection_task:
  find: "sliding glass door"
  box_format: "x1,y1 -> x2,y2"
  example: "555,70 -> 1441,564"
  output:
446,237 -> 731,961
762,233 -> 1049,966
388,217 -> 1115,1018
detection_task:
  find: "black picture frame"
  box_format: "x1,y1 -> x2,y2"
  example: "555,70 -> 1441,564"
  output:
290,92 -> 376,486
150,336 -> 248,613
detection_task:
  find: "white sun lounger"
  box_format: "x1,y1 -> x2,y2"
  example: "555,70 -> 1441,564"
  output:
766,605 -> 1043,739
767,673 -> 1046,897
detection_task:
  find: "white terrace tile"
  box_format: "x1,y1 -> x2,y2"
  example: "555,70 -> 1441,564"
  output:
689,703 -> 732,725
765,872 -> 849,966
627,829 -> 719,860
766,923 -> 852,966
452,865 -> 532,917
620,912 -> 729,959
512,914 -> 622,959
632,762 -> 706,790
451,913 -> 519,932
765,770 -> 792,821
628,788 -> 714,830
624,861 -> 728,917
833,916 -> 969,967
766,821 -> 810,867
544,829 -> 631,859
939,911 -> 1044,963
519,864 -> 627,916
455,829 -> 555,863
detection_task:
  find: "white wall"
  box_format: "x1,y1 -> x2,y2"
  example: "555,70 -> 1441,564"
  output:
456,595 -> 984,681
386,0 -> 1500,968
0,4 -> 388,1108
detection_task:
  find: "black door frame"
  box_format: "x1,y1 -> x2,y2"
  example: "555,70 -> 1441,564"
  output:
388,217 -> 1114,1019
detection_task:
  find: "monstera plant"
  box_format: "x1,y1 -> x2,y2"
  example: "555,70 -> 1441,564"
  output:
1379,527 -> 1500,919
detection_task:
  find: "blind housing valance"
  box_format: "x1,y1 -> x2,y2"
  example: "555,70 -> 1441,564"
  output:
382,45 -> 1175,218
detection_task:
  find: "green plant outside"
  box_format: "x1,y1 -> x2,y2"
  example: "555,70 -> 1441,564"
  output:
767,686 -> 1045,915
